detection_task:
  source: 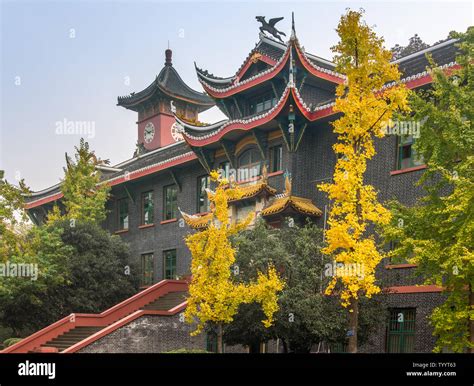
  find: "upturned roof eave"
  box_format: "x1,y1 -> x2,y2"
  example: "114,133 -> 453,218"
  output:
118,66 -> 214,109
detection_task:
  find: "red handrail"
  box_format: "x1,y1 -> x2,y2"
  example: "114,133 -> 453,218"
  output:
2,279 -> 188,353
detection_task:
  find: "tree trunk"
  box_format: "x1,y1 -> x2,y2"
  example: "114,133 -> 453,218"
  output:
469,285 -> 473,354
347,296 -> 359,353
217,323 -> 223,354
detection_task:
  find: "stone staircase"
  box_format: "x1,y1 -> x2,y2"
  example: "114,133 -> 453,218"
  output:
4,280 -> 189,354
141,291 -> 187,311
29,290 -> 188,352
37,326 -> 103,352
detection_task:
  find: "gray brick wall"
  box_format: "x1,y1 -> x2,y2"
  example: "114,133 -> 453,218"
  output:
78,314 -> 248,353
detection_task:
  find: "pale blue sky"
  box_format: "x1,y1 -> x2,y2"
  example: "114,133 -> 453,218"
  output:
1,0 -> 472,190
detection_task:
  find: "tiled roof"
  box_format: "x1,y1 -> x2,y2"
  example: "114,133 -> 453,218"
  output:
229,181 -> 277,202
180,211 -> 213,230
118,64 -> 214,110
25,141 -> 192,203
196,33 -> 459,96
261,195 -> 322,217
395,39 -> 459,78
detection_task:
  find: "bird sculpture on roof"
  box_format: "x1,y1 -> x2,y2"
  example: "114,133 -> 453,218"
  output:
255,16 -> 286,43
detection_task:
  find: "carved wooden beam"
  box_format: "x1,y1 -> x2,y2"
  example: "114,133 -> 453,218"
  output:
270,81 -> 279,100
220,140 -> 237,169
218,99 -> 231,118
298,72 -> 307,93
232,97 -> 243,118
294,123 -> 308,151
278,120 -> 291,152
27,211 -> 39,226
252,129 -> 268,159
194,147 -> 214,173
123,184 -> 135,205
169,170 -> 182,192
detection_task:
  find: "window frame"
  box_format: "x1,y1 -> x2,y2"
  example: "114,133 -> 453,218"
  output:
206,330 -> 218,353
117,198 -> 129,230
140,253 -> 154,287
237,147 -> 262,181
249,92 -> 277,115
269,145 -> 283,173
396,136 -> 423,170
386,308 -> 416,353
163,249 -> 177,280
163,184 -> 178,221
141,191 -> 154,225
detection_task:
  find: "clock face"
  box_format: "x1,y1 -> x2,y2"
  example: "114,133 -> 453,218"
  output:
171,122 -> 183,142
143,122 -> 155,144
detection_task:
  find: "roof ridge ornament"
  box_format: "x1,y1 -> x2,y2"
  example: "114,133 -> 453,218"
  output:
256,16 -> 286,43
290,12 -> 296,40
165,47 -> 172,66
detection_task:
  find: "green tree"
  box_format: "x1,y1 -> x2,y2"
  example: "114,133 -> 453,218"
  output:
1,171 -> 74,337
48,138 -> 110,224
0,220 -> 138,334
391,34 -> 429,60
0,171 -> 30,260
0,224 -> 72,335
225,220 -> 386,353
383,27 -> 474,353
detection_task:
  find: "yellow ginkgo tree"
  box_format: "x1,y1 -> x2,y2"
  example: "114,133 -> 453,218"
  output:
318,10 -> 410,352
183,171 -> 284,353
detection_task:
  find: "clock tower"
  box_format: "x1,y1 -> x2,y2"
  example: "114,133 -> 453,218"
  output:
117,49 -> 214,152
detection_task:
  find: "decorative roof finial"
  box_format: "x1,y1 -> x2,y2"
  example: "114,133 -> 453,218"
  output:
291,12 -> 296,39
165,46 -> 172,66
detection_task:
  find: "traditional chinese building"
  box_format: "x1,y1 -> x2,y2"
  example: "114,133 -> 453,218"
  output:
9,15 -> 460,354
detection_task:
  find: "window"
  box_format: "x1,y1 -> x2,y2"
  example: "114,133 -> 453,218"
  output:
163,249 -> 177,280
387,308 -> 416,353
206,330 -> 218,353
219,161 -> 230,180
141,253 -> 154,286
141,191 -> 154,225
249,92 -> 277,114
197,176 -> 210,213
397,136 -> 423,170
117,198 -> 129,230
163,185 -> 178,220
269,145 -> 283,173
238,148 -> 262,181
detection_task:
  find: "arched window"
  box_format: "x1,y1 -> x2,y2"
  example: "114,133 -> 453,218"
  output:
237,148 -> 262,181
